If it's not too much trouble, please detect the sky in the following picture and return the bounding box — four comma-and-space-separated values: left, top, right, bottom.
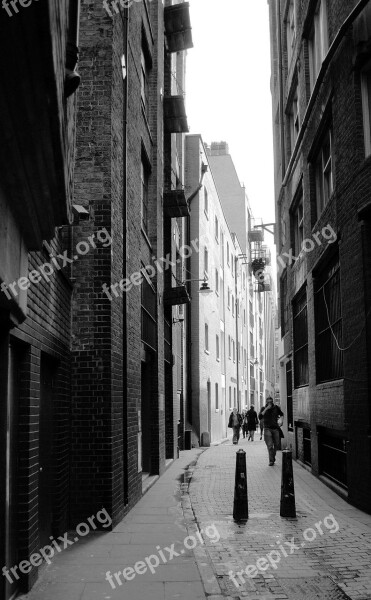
186, 0, 276, 257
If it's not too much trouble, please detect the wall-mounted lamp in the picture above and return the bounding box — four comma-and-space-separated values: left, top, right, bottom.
173, 317, 184, 324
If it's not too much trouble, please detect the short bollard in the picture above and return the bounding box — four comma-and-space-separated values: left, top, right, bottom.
233, 449, 248, 521
280, 449, 296, 518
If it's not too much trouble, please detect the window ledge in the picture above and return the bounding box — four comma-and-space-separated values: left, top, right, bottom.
204, 349, 210, 355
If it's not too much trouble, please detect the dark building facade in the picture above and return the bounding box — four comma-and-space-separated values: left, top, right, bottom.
0, 1, 81, 599
0, 1, 193, 598
268, 0, 371, 511
70, 0, 193, 527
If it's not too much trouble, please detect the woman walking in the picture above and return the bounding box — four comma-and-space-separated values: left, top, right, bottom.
246, 405, 259, 441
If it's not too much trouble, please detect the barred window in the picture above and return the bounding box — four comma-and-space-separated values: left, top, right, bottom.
293, 286, 309, 388
315, 253, 343, 382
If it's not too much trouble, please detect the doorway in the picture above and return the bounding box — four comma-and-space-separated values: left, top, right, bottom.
39, 356, 56, 549
141, 358, 152, 474
2, 342, 23, 600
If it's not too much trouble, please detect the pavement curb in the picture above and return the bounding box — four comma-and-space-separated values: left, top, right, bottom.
180, 447, 225, 598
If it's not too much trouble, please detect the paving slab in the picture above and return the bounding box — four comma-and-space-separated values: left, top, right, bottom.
17, 449, 205, 600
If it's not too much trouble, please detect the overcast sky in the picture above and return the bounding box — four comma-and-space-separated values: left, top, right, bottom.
186, 0, 276, 251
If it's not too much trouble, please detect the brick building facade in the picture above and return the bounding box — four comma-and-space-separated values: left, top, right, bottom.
268, 0, 371, 511
70, 0, 193, 524
0, 2, 80, 599
0, 0, 194, 598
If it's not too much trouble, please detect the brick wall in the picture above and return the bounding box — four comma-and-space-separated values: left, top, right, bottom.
269, 0, 371, 511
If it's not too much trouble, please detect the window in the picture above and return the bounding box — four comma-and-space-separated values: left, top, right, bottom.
205, 323, 209, 352
141, 47, 150, 110
308, 0, 329, 91
228, 335, 231, 359
229, 386, 232, 409
227, 242, 230, 266
221, 332, 225, 374
292, 195, 304, 256
232, 295, 235, 317
315, 252, 343, 382
216, 335, 220, 361
204, 188, 209, 216
288, 85, 300, 153
231, 256, 234, 276
215, 269, 219, 295
250, 332, 254, 358
286, 0, 296, 65
293, 287, 309, 388
244, 309, 246, 326
280, 270, 289, 336
227, 288, 231, 310
215, 383, 219, 410
215, 216, 219, 242
234, 388, 236, 405
232, 339, 236, 362
314, 126, 333, 217
220, 231, 225, 267
204, 247, 209, 276
238, 342, 241, 363
361, 66, 371, 156
141, 156, 150, 233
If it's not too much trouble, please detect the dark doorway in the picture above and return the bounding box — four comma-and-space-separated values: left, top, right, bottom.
39, 356, 56, 549
165, 362, 174, 460
2, 341, 23, 600
141, 359, 152, 474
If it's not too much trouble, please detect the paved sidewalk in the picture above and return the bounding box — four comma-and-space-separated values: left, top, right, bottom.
187, 438, 371, 600
17, 449, 207, 600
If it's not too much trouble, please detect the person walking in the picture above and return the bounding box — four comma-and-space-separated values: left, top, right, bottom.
242, 410, 248, 438
228, 407, 243, 445
258, 397, 284, 465
259, 413, 264, 440
246, 405, 259, 441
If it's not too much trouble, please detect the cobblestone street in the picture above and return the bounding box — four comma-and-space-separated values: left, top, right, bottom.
186, 439, 371, 600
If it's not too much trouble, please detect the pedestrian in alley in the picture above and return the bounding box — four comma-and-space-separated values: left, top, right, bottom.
258, 397, 284, 465
228, 407, 243, 445
246, 405, 259, 441
242, 410, 248, 438
259, 413, 264, 440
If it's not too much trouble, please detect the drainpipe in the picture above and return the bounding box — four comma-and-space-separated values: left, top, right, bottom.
235, 255, 240, 412
122, 5, 129, 505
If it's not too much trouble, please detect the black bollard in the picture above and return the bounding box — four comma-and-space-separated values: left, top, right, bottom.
280, 449, 296, 518
233, 449, 248, 521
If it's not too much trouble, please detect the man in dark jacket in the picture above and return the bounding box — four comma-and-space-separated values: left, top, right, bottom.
258, 397, 284, 465
228, 407, 243, 445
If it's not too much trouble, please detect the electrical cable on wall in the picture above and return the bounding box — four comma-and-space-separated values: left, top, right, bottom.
323, 287, 371, 352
